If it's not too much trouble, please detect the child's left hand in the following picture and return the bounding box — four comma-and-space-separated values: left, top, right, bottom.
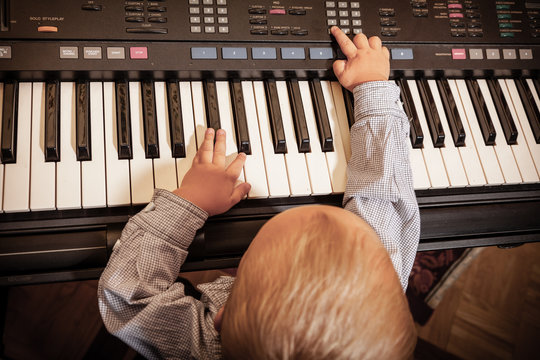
173, 128, 251, 216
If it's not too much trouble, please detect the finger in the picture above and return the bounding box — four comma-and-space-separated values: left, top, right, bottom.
213, 129, 227, 167
197, 128, 215, 163
382, 46, 390, 60
368, 36, 382, 50
331, 26, 357, 59
226, 152, 247, 179
229, 182, 251, 205
333, 60, 346, 78
352, 32, 369, 50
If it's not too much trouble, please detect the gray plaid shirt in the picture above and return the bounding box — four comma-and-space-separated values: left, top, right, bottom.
98, 81, 420, 359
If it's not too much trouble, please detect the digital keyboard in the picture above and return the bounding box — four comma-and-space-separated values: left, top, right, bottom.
0, 0, 539, 285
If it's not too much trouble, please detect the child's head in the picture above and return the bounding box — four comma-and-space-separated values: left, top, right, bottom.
218, 205, 416, 359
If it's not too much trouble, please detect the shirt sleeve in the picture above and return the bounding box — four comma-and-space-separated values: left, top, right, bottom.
97, 189, 231, 359
342, 81, 420, 290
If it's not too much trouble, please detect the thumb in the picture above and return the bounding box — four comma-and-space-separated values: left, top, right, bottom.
230, 182, 251, 205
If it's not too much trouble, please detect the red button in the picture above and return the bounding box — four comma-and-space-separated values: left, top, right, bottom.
448, 4, 463, 9
269, 9, 286, 15
449, 13, 464, 18
130, 47, 148, 59
452, 48, 467, 60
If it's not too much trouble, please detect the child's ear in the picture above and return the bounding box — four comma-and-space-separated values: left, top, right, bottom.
214, 306, 225, 333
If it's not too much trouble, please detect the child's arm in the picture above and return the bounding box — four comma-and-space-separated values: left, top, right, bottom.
97, 128, 250, 359
331, 27, 420, 290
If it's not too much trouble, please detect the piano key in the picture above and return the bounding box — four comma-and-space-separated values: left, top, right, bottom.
203, 79, 221, 131
330, 81, 352, 162
427, 80, 469, 187
191, 81, 208, 149
309, 79, 334, 152
396, 78, 424, 148
45, 81, 61, 162
476, 79, 522, 184
276, 80, 311, 196
465, 79, 497, 145
407, 80, 450, 188
81, 82, 107, 208
30, 82, 56, 211
57, 82, 82, 209
416, 78, 445, 147
435, 79, 466, 147
176, 82, 197, 184
166, 80, 186, 158
321, 80, 347, 193
141, 80, 159, 158
515, 78, 540, 144
446, 80, 487, 186
286, 79, 311, 153
1, 81, 17, 163
502, 79, 540, 180
341, 86, 355, 128
253, 81, 290, 197
454, 79, 505, 184
3, 82, 31, 212
229, 79, 251, 155
103, 82, 131, 206
129, 81, 154, 204
298, 80, 333, 195
115, 81, 133, 159
486, 78, 518, 145
240, 81, 269, 198
0, 83, 4, 211
264, 79, 287, 154
526, 78, 540, 143
153, 81, 178, 192
75, 81, 91, 161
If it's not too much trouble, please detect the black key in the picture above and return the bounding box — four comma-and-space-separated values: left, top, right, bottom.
229, 80, 251, 155
486, 79, 518, 145
166, 81, 186, 158
141, 81, 159, 158
309, 79, 334, 152
45, 81, 61, 162
76, 81, 91, 161
203, 79, 220, 132
416, 78, 445, 147
264, 79, 287, 154
515, 78, 540, 144
286, 79, 310, 153
436, 79, 466, 147
1, 81, 18, 163
341, 87, 355, 128
465, 79, 496, 145
396, 79, 424, 148
115, 81, 132, 159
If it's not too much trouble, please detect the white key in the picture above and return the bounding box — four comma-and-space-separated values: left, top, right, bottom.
103, 82, 131, 206
81, 82, 107, 208
215, 81, 245, 182
408, 80, 450, 188
476, 80, 522, 184
0, 83, 4, 212
191, 81, 207, 149
503, 79, 540, 178
446, 80, 486, 186
330, 81, 352, 161
276, 81, 311, 196
129, 82, 154, 204
427, 80, 468, 187
241, 81, 269, 198
3, 83, 32, 212
177, 82, 197, 185
298, 81, 332, 195
252, 81, 290, 197
153, 81, 178, 191
30, 82, 56, 210
57, 82, 82, 210
321, 80, 347, 193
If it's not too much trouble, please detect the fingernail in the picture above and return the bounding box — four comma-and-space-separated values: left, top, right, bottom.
206, 128, 214, 135
217, 129, 225, 136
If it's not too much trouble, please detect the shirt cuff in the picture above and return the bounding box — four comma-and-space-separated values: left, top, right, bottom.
353, 81, 404, 122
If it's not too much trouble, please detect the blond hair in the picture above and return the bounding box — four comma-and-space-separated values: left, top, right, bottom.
221, 209, 416, 359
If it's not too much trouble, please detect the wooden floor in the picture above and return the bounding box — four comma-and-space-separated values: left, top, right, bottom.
1, 242, 539, 360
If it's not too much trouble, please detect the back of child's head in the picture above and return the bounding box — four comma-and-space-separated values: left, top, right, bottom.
220, 205, 416, 359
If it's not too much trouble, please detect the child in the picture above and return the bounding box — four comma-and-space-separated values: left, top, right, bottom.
98, 26, 420, 359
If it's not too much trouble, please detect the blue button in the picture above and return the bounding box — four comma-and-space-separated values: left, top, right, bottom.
222, 47, 248, 59
252, 47, 277, 59
191, 47, 217, 59
309, 47, 334, 59
281, 47, 305, 59
391, 48, 414, 60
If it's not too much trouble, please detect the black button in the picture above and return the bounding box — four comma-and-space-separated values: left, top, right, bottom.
413, 9, 428, 17
468, 31, 483, 37
147, 6, 167, 12
468, 21, 482, 28
250, 29, 268, 35
451, 31, 467, 37
291, 29, 308, 36
125, 5, 143, 12
379, 9, 395, 16
149, 17, 167, 23
380, 20, 397, 26
381, 30, 397, 36
289, 9, 306, 15
271, 29, 288, 35
411, 1, 427, 8
530, 20, 540, 28
82, 4, 102, 11
249, 18, 267, 24
529, 13, 540, 20
126, 27, 168, 34
126, 16, 144, 22
465, 3, 479, 9
532, 29, 540, 37
466, 12, 481, 19
450, 21, 465, 28
249, 8, 267, 14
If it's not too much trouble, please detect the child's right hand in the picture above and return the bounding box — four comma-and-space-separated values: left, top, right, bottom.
331, 26, 390, 92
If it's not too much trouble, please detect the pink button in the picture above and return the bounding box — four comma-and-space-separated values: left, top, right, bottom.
448, 4, 463, 9
269, 9, 286, 15
449, 13, 464, 18
452, 48, 467, 60
130, 47, 148, 59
